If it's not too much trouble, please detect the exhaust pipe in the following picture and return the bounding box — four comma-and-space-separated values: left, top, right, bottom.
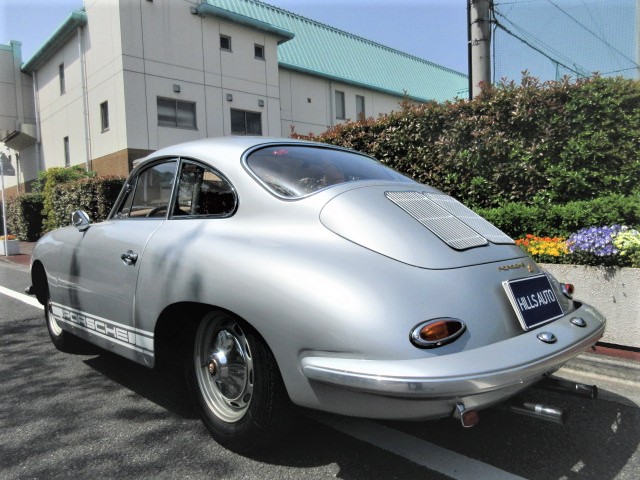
537, 377, 598, 400
507, 402, 567, 425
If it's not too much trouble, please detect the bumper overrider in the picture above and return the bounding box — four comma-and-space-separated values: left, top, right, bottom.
301, 303, 605, 399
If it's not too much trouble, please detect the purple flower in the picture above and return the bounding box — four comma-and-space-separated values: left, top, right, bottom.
567, 225, 622, 256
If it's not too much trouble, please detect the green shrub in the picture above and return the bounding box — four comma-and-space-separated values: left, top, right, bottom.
6, 193, 44, 241
294, 75, 640, 209
41, 166, 96, 232
49, 176, 125, 230
476, 195, 640, 238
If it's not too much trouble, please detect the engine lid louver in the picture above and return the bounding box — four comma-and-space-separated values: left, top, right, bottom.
385, 191, 514, 250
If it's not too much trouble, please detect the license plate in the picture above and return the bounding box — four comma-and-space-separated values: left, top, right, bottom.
502, 274, 564, 331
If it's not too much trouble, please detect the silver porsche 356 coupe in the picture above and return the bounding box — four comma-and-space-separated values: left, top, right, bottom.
29, 137, 605, 451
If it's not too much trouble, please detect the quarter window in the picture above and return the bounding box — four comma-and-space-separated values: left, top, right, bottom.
173, 162, 236, 217
335, 90, 345, 120
157, 97, 197, 129
230, 109, 262, 135
115, 160, 178, 218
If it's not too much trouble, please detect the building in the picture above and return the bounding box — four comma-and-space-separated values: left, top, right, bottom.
0, 0, 468, 197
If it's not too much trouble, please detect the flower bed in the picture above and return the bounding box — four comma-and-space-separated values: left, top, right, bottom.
516, 226, 640, 268
515, 226, 640, 349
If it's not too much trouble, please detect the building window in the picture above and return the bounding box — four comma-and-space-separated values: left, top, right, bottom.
220, 35, 231, 51
63, 136, 70, 167
254, 44, 265, 60
100, 101, 109, 132
157, 97, 197, 129
230, 109, 262, 135
59, 63, 65, 95
356, 95, 365, 119
335, 90, 345, 120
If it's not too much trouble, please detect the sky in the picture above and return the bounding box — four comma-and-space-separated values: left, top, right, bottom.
0, 0, 469, 74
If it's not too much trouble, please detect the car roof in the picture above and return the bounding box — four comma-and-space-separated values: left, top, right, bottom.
135, 136, 331, 169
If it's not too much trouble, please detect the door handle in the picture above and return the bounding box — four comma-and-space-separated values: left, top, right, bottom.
121, 250, 139, 266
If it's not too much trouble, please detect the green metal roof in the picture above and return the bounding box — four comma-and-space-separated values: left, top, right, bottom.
207, 0, 468, 101
22, 10, 87, 73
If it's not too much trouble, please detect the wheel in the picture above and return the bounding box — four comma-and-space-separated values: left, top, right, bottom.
186, 311, 293, 452
45, 295, 94, 354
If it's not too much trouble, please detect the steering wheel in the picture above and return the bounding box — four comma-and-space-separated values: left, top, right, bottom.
146, 205, 168, 217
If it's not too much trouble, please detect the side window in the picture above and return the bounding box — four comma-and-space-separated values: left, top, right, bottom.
173, 162, 236, 217
115, 160, 178, 218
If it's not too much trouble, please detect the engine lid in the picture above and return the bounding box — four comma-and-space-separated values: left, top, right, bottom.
320, 186, 526, 269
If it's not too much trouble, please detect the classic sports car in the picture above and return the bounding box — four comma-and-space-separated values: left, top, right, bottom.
29, 137, 605, 451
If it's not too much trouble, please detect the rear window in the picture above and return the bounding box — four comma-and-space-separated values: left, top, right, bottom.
246, 145, 411, 198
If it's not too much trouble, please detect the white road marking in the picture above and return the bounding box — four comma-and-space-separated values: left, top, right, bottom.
0, 285, 43, 310
1, 282, 526, 479
315, 415, 527, 480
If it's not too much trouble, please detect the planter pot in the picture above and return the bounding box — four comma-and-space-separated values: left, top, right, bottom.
0, 239, 20, 256
540, 263, 640, 350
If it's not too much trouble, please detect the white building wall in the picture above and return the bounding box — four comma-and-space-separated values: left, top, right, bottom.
25, 0, 426, 184
115, 0, 282, 151
0, 42, 38, 192
36, 35, 87, 170
83, 0, 127, 160
279, 69, 404, 136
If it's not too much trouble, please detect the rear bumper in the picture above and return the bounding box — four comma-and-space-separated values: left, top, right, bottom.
301, 303, 605, 400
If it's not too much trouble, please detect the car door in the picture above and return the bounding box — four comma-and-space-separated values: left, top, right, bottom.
57, 159, 178, 362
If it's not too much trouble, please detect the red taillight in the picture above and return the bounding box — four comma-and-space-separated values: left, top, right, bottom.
410, 318, 466, 348
562, 283, 574, 298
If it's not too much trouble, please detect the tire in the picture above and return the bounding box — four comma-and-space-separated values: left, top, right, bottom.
186, 311, 293, 452
45, 293, 94, 354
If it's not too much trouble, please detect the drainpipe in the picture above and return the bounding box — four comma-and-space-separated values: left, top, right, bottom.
78, 27, 92, 171
32, 71, 43, 176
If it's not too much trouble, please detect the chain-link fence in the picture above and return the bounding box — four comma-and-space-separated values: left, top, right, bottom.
493, 0, 638, 82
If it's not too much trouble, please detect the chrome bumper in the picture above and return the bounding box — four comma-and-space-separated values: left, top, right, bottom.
301, 303, 605, 399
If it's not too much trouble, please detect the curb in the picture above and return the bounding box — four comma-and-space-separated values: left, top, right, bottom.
564, 351, 640, 385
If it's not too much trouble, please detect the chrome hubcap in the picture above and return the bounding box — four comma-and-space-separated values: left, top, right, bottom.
195, 316, 253, 422
47, 299, 63, 336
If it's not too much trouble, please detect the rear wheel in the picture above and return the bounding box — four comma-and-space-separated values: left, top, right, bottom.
186, 311, 293, 452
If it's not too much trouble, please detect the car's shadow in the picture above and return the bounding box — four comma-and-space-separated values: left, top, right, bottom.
85, 347, 640, 480
2, 316, 638, 479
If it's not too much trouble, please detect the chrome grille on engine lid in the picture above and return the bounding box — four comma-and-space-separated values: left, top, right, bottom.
385, 191, 514, 250
423, 193, 514, 245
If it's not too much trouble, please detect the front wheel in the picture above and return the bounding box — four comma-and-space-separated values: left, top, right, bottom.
186, 311, 293, 452
45, 296, 93, 354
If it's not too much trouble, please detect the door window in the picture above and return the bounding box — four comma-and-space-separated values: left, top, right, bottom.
115, 160, 178, 218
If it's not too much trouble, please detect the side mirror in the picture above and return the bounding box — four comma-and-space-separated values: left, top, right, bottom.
72, 210, 91, 232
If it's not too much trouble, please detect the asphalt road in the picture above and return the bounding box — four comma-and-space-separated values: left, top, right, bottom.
1, 260, 639, 480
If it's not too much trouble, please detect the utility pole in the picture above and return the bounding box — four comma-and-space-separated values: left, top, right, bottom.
469, 0, 492, 98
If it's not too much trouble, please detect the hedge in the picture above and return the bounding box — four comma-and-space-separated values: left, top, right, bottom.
48, 176, 125, 230
294, 75, 640, 210
6, 193, 44, 241
476, 194, 640, 239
